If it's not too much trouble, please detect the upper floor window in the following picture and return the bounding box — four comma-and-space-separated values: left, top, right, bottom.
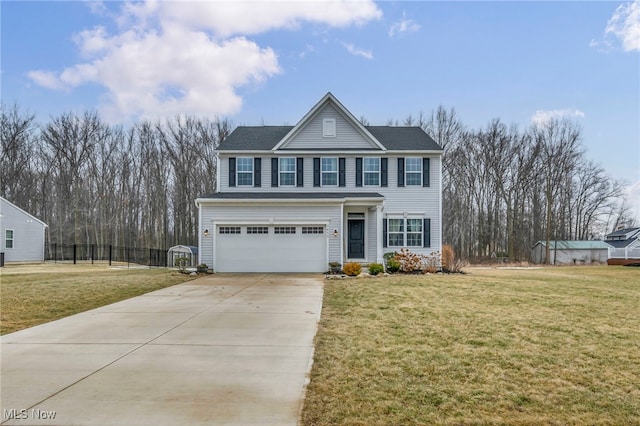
321, 157, 338, 186
364, 158, 380, 186
237, 157, 253, 186
5, 229, 14, 249
279, 157, 296, 186
323, 118, 336, 137
405, 157, 422, 186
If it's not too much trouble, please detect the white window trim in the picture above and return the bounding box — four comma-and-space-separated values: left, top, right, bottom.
405, 157, 422, 186
236, 157, 254, 187
323, 118, 336, 137
363, 157, 380, 187
387, 217, 422, 248
321, 157, 338, 187
406, 218, 423, 247
5, 229, 14, 249
279, 157, 296, 187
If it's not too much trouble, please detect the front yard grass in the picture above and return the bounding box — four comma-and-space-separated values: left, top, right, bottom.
1, 263, 195, 335
301, 266, 640, 425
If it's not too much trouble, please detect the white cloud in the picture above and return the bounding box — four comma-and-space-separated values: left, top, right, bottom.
389, 12, 420, 38
27, 70, 66, 90
593, 0, 640, 52
27, 0, 381, 123
341, 42, 373, 60
531, 108, 585, 125
158, 1, 382, 37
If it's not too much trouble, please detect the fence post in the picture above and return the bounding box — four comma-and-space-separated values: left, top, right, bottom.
127, 247, 130, 268
109, 245, 112, 266
53, 243, 57, 264
91, 244, 95, 265
73, 244, 77, 264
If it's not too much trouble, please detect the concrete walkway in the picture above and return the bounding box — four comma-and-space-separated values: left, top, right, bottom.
1, 274, 324, 426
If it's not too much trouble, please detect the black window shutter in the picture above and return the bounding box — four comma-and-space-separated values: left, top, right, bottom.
296, 158, 304, 187
423, 218, 431, 248
271, 158, 278, 187
381, 158, 388, 187
423, 158, 430, 187
254, 158, 261, 187
355, 158, 363, 187
339, 158, 346, 187
229, 157, 236, 187
397, 158, 404, 187
383, 218, 387, 248
313, 158, 320, 187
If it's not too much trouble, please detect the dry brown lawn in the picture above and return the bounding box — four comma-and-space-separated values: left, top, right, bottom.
1, 262, 195, 334
301, 266, 640, 425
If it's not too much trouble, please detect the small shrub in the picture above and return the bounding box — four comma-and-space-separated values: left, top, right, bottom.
328, 262, 342, 274
383, 252, 397, 263
368, 263, 384, 275
395, 248, 424, 273
343, 262, 362, 276
174, 257, 189, 272
197, 263, 208, 273
386, 259, 401, 273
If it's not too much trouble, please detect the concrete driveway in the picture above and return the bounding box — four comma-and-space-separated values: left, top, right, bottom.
1, 274, 324, 426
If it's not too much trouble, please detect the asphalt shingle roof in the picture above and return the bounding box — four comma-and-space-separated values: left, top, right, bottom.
216, 126, 442, 151
605, 227, 640, 238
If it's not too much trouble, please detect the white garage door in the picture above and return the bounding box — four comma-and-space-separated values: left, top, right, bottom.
215, 225, 327, 272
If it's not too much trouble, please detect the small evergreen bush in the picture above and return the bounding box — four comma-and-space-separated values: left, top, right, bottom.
368, 263, 384, 275
386, 259, 401, 273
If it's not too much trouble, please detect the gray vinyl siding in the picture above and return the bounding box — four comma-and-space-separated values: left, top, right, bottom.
198, 204, 342, 268
215, 155, 442, 254
283, 105, 377, 150
0, 198, 47, 262
219, 155, 441, 194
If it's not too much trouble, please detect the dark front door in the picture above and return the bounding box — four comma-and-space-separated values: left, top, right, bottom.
348, 220, 365, 259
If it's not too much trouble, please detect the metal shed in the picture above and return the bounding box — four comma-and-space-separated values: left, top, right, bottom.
167, 245, 199, 267
530, 240, 611, 265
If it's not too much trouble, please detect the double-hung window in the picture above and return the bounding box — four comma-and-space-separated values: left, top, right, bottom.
236, 157, 253, 186
5, 229, 14, 249
279, 157, 296, 186
405, 157, 422, 186
321, 158, 338, 186
406, 219, 423, 246
363, 158, 380, 186
387, 219, 404, 247
387, 218, 423, 247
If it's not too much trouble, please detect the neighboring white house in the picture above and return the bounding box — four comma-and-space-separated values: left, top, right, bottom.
195, 93, 443, 272
605, 227, 640, 265
0, 196, 48, 264
530, 240, 611, 265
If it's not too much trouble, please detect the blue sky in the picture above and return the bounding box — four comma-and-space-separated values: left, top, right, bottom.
2, 1, 639, 219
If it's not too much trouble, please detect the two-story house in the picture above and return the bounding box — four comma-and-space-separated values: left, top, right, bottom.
195, 93, 443, 272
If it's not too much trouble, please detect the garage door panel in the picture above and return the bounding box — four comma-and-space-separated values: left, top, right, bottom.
216, 226, 326, 273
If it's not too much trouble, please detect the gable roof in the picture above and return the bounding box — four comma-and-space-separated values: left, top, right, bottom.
216, 93, 443, 152
533, 240, 612, 250
605, 227, 640, 239
0, 196, 48, 227
273, 92, 385, 151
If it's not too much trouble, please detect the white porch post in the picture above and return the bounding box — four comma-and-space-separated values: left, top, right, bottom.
376, 205, 384, 264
